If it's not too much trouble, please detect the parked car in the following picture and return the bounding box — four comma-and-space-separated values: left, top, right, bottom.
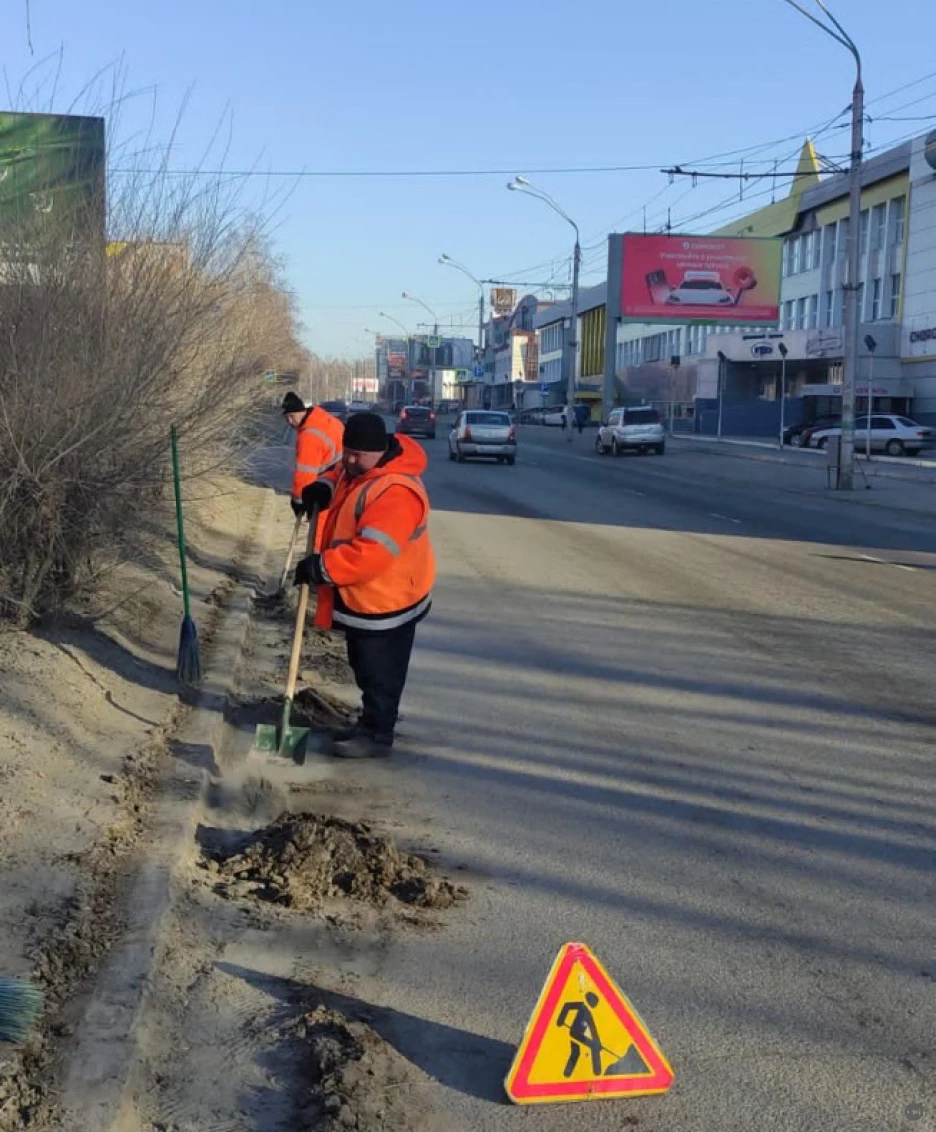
543, 408, 566, 427
396, 404, 437, 439
786, 414, 841, 448
809, 414, 935, 457
595, 406, 666, 456
319, 399, 349, 423
449, 410, 517, 464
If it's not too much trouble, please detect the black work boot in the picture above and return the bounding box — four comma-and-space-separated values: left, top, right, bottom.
329, 720, 372, 743
330, 734, 393, 760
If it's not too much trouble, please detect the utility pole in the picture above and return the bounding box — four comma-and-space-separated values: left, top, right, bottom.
778, 341, 788, 449
780, 0, 863, 489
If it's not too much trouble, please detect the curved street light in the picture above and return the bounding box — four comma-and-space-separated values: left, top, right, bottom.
507, 176, 581, 412
402, 292, 440, 406
440, 253, 486, 366
779, 0, 863, 489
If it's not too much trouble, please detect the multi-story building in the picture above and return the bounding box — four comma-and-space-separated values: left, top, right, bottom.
609, 132, 936, 431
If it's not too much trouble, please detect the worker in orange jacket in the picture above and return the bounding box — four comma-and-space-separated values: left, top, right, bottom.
281, 392, 344, 546
294, 412, 434, 759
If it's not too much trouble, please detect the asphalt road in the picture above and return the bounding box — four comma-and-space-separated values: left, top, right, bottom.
259, 421, 936, 1130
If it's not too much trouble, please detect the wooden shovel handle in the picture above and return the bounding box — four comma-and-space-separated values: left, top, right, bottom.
284, 505, 320, 703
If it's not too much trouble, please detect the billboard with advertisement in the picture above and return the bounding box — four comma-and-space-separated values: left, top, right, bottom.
618, 234, 781, 325
0, 112, 105, 245
491, 287, 517, 315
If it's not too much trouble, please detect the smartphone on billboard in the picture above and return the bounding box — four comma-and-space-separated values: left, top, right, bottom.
645, 269, 670, 305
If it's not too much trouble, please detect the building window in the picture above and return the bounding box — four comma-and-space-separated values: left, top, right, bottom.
870, 278, 882, 321
823, 289, 835, 327
810, 230, 821, 270
871, 204, 886, 253
783, 239, 795, 277
822, 224, 836, 267
795, 297, 807, 330
808, 294, 819, 329
859, 209, 869, 257
782, 300, 794, 330
891, 196, 906, 245
889, 272, 902, 318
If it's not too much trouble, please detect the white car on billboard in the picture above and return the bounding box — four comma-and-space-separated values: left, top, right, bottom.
666, 271, 734, 307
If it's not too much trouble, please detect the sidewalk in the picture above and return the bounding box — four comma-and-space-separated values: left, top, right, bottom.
675, 432, 936, 481
670, 434, 936, 520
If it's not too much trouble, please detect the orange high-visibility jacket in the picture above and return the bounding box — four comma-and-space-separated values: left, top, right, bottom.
292, 406, 344, 548
313, 435, 435, 631
292, 406, 344, 504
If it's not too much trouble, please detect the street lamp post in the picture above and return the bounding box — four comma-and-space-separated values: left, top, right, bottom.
780, 0, 863, 489
402, 292, 440, 407
379, 311, 412, 404
778, 341, 789, 449
507, 175, 581, 425
717, 351, 728, 440
440, 253, 485, 372
863, 334, 877, 459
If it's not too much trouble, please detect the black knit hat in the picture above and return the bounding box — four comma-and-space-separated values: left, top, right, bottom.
281, 391, 306, 415
344, 412, 388, 453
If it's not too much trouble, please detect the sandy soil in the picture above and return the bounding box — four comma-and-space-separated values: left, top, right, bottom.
0, 473, 268, 1130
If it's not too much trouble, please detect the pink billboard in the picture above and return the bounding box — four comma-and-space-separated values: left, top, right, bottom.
619, 234, 781, 325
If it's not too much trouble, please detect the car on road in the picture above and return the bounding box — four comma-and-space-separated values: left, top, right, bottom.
396, 404, 437, 439
595, 406, 666, 456
808, 414, 935, 457
449, 410, 516, 464
319, 400, 350, 423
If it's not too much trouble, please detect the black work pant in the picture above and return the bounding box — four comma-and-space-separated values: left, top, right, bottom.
345, 620, 418, 744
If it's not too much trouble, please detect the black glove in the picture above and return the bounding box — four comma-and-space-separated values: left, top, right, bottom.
294, 554, 326, 587
290, 499, 304, 518
302, 481, 333, 514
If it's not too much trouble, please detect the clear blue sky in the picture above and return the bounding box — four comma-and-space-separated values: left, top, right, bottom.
5, 0, 935, 357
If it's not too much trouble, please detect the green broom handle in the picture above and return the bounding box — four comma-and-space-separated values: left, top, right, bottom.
170, 425, 193, 620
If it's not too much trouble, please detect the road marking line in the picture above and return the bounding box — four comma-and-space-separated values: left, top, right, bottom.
709, 512, 743, 524
860, 553, 916, 572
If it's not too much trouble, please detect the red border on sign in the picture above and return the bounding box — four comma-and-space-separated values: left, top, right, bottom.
508, 943, 674, 1101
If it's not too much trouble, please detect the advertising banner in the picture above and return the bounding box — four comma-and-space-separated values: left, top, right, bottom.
0, 112, 105, 245
619, 234, 781, 325
491, 287, 517, 315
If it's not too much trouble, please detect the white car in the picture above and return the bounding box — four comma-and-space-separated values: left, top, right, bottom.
449, 410, 517, 464
666, 270, 734, 307
595, 406, 666, 456
809, 414, 935, 457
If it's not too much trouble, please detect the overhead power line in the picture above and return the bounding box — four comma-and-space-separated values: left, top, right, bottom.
110, 161, 672, 179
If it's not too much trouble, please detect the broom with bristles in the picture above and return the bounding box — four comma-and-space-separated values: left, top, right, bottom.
0, 977, 43, 1043
171, 425, 202, 686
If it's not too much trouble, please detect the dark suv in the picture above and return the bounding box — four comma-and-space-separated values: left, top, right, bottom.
397, 405, 436, 439
319, 400, 349, 424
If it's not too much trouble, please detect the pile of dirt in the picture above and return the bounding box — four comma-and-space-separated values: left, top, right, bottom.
291, 1005, 442, 1132
202, 813, 469, 911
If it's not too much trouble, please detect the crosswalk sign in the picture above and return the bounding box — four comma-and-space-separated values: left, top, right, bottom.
505, 942, 674, 1105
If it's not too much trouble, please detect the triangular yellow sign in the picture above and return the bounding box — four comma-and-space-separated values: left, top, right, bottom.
505, 942, 674, 1105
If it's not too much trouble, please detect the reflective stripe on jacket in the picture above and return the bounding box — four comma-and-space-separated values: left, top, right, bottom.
292, 407, 343, 502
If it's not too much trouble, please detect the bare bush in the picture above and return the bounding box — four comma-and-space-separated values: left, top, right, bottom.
0, 154, 309, 624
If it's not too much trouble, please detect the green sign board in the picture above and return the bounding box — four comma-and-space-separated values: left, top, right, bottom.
0, 112, 106, 245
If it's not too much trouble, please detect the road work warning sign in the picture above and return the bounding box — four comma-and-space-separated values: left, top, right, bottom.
505, 942, 674, 1105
